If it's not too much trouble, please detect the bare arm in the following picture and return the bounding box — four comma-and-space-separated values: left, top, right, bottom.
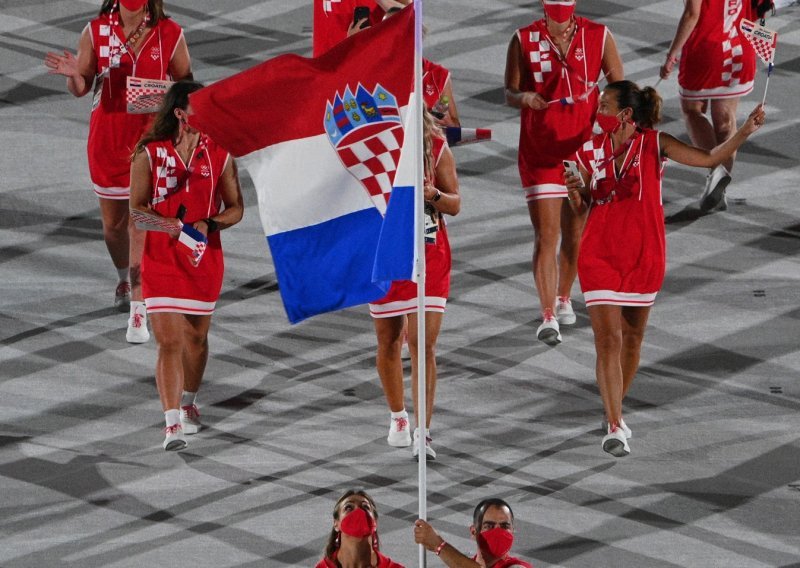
660, 0, 702, 79
504, 34, 548, 111
44, 26, 96, 98
168, 34, 193, 81
413, 520, 481, 568
660, 104, 765, 168
565, 163, 591, 214
425, 145, 460, 216
194, 158, 244, 237
601, 31, 624, 83
439, 77, 461, 127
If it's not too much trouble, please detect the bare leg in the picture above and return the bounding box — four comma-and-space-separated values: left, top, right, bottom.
710, 98, 739, 173
407, 311, 444, 430
128, 219, 146, 302
182, 314, 211, 394
557, 198, 588, 298
680, 98, 716, 152
98, 199, 130, 270
620, 306, 651, 399
588, 305, 624, 426
374, 316, 406, 412
150, 312, 187, 411
527, 198, 563, 315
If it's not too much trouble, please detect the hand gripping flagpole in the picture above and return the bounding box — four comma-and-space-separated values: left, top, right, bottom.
413, 1, 427, 567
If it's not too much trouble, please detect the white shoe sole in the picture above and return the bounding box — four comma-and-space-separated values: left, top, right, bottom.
602, 433, 630, 457
537, 327, 562, 346
556, 312, 576, 325
182, 422, 201, 435
163, 438, 187, 451
699, 169, 731, 212
387, 433, 412, 447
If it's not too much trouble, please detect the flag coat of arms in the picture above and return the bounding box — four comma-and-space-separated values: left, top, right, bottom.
188, 8, 416, 323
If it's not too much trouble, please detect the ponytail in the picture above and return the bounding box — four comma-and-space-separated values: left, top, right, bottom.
605, 80, 663, 129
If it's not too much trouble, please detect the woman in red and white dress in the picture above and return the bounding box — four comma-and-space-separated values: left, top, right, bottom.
567, 81, 764, 457
659, 0, 765, 212
369, 110, 460, 460
45, 0, 192, 343
129, 81, 243, 451
505, 0, 623, 346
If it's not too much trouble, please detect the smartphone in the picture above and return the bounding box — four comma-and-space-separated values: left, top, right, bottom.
353, 6, 371, 28
563, 160, 584, 187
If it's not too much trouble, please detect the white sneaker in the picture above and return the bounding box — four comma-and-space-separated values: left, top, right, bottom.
114, 281, 131, 312
556, 297, 576, 325
163, 424, 187, 451
602, 424, 630, 457
601, 417, 632, 439
536, 315, 562, 346
126, 304, 150, 344
387, 412, 412, 447
699, 165, 731, 212
181, 404, 202, 435
412, 428, 436, 461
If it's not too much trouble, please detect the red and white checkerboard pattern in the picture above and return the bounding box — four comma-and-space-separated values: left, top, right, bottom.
582, 138, 609, 181
335, 123, 404, 215
721, 28, 746, 85
152, 147, 178, 205
126, 77, 172, 114
740, 19, 778, 64
528, 31, 553, 84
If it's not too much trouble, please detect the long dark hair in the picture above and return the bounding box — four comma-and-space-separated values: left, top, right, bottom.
99, 0, 168, 25
323, 490, 380, 560
133, 80, 203, 157
604, 80, 663, 129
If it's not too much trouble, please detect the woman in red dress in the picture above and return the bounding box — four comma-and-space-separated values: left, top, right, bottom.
45, 0, 192, 343
129, 81, 244, 451
369, 110, 460, 460
567, 80, 764, 457
505, 0, 623, 346
317, 490, 404, 568
659, 0, 763, 211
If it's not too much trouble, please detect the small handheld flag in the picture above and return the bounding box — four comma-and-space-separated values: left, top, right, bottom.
130, 209, 181, 234
177, 224, 208, 267
126, 77, 173, 114
739, 18, 778, 104
444, 127, 492, 147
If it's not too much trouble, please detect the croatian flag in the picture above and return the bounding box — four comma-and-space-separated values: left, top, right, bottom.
188, 8, 416, 323
313, 0, 384, 57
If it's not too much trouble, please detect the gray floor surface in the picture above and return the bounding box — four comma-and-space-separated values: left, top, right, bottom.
1, 1, 799, 567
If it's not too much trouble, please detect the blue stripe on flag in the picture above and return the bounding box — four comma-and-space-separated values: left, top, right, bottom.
268, 208, 391, 323
372, 185, 415, 283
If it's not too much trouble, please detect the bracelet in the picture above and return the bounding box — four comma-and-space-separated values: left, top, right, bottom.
434, 541, 447, 556
432, 189, 442, 202
202, 218, 218, 233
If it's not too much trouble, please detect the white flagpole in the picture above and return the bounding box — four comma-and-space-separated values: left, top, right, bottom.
761, 61, 773, 106
413, 1, 427, 567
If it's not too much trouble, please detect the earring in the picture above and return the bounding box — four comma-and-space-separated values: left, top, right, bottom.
335, 531, 341, 548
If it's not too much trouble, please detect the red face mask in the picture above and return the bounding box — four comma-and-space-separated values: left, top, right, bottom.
543, 1, 576, 24
477, 527, 514, 559
596, 111, 624, 134
120, 0, 148, 11
339, 507, 375, 539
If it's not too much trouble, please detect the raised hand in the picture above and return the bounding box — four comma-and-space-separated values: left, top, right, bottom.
44, 50, 79, 78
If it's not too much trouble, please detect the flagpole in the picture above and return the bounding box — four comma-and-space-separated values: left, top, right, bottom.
413, 1, 427, 567
761, 61, 773, 105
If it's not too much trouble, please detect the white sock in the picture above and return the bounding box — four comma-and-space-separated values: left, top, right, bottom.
129, 301, 147, 319
164, 409, 180, 428
390, 410, 407, 419
116, 267, 129, 283
181, 391, 197, 408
